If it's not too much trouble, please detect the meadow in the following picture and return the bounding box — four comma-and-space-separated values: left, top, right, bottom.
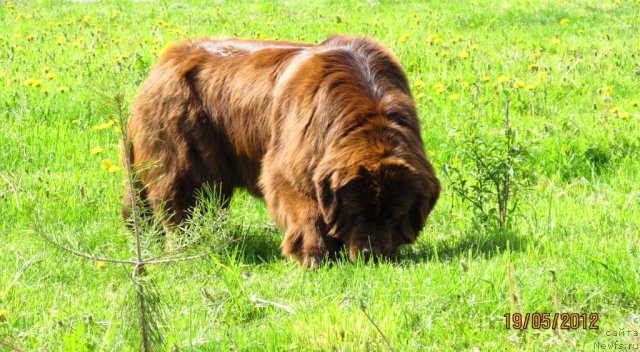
1, 0, 639, 350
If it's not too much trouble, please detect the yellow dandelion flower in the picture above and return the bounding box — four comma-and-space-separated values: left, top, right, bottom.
604, 85, 613, 95
611, 106, 621, 113
96, 261, 105, 269
398, 32, 410, 44
46, 72, 57, 79
0, 309, 9, 322
82, 15, 90, 23
440, 51, 449, 58
108, 165, 121, 173
428, 33, 441, 44
56, 35, 66, 45
93, 120, 114, 130
356, 2, 364, 8
90, 146, 104, 154
415, 92, 426, 99
631, 99, 639, 107
100, 160, 112, 170
26, 34, 35, 41
481, 75, 490, 82
560, 18, 570, 25
414, 80, 426, 89
458, 51, 469, 59
114, 126, 122, 134
551, 37, 561, 46
449, 93, 460, 101
618, 111, 630, 120
433, 83, 446, 94
57, 86, 69, 93
25, 78, 36, 86
514, 80, 525, 89
538, 71, 548, 79
71, 119, 80, 125
496, 75, 509, 84
526, 83, 538, 91
469, 43, 479, 51
31, 79, 43, 87
532, 50, 542, 59
461, 82, 470, 90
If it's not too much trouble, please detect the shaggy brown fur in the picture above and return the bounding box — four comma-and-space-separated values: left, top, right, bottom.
124, 35, 440, 266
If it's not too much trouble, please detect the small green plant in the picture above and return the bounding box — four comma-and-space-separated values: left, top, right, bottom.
445, 98, 533, 230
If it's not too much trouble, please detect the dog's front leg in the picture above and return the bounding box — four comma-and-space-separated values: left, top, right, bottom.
262, 173, 341, 267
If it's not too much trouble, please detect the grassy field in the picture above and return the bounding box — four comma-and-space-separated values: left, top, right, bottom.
1, 0, 639, 350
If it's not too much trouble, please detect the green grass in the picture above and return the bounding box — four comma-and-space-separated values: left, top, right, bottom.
1, 0, 639, 350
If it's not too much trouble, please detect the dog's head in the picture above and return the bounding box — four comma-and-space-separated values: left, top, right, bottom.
314, 130, 440, 261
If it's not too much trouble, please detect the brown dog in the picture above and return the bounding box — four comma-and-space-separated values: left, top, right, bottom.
124, 35, 440, 266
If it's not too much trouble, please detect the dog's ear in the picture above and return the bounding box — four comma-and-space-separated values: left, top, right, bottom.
317, 177, 337, 225
407, 175, 440, 241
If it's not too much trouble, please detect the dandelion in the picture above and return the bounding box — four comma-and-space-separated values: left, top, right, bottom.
604, 85, 613, 95
46, 72, 57, 79
526, 83, 538, 91
551, 37, 561, 46
100, 160, 112, 170
618, 111, 630, 120
26, 34, 35, 41
611, 106, 621, 113
631, 99, 639, 107
532, 50, 542, 59
414, 80, 426, 89
428, 33, 443, 45
514, 80, 525, 89
398, 32, 410, 44
56, 35, 66, 45
108, 165, 121, 173
90, 146, 104, 154
415, 92, 426, 99
538, 71, 548, 79
71, 119, 80, 125
114, 54, 127, 64
96, 261, 105, 270
560, 18, 570, 25
461, 82, 470, 90
469, 43, 479, 51
25, 78, 43, 87
82, 15, 90, 23
458, 50, 469, 59
440, 51, 449, 58
496, 75, 509, 84
481, 75, 490, 82
93, 120, 114, 130
0, 309, 9, 322
433, 83, 446, 94
449, 93, 460, 101
57, 86, 69, 93
356, 2, 364, 8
